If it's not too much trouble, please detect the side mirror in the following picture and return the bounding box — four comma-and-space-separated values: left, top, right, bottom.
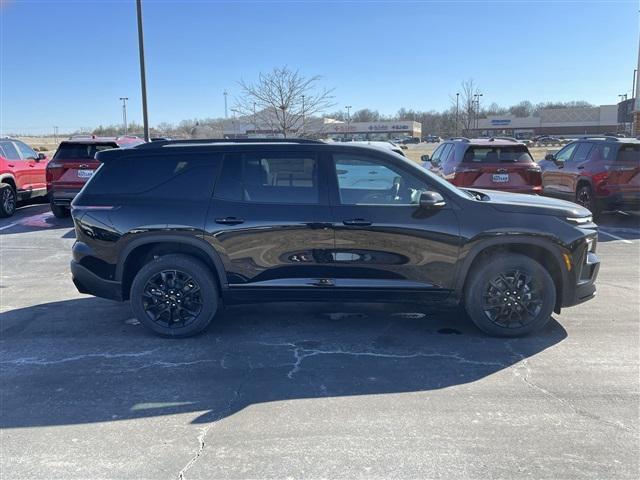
36, 153, 46, 161
419, 191, 446, 210
544, 153, 555, 161
421, 154, 430, 162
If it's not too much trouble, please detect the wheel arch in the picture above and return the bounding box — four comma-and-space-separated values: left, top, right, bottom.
0, 174, 17, 190
456, 237, 567, 314
116, 235, 228, 301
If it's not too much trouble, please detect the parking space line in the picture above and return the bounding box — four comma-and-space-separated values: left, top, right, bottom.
0, 222, 18, 232
599, 230, 633, 244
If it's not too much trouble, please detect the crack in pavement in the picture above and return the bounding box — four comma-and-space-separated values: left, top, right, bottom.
256, 342, 506, 379
176, 370, 252, 480
506, 341, 638, 435
0, 349, 160, 366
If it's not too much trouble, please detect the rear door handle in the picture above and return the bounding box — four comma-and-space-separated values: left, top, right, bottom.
343, 218, 372, 226
215, 217, 244, 225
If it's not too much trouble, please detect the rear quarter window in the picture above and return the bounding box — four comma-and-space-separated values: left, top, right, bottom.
85, 154, 221, 200
616, 144, 640, 163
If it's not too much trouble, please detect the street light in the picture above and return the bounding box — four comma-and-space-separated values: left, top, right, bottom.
473, 93, 483, 131
224, 90, 228, 119
119, 97, 129, 135
345, 105, 352, 140
301, 95, 305, 136
136, 0, 150, 142
230, 108, 239, 138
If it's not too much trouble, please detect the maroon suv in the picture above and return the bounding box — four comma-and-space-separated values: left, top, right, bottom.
540, 136, 640, 216
46, 135, 143, 217
421, 138, 542, 194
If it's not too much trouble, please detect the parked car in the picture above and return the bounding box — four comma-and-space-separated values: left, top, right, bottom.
400, 137, 421, 144
540, 136, 640, 216
46, 135, 144, 218
0, 138, 49, 217
534, 136, 562, 146
423, 135, 441, 143
420, 137, 542, 194
71, 138, 599, 338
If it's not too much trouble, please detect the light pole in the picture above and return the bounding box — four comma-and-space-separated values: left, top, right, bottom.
301, 95, 305, 136
345, 105, 352, 141
619, 94, 629, 134
279, 105, 287, 138
119, 97, 129, 135
230, 108, 238, 138
253, 102, 257, 136
473, 93, 483, 132
136, 0, 150, 142
455, 92, 460, 137
53, 126, 58, 144
224, 90, 228, 119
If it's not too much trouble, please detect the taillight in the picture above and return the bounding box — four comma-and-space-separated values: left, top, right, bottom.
453, 166, 480, 186
45, 161, 65, 183
526, 166, 542, 186
592, 171, 610, 195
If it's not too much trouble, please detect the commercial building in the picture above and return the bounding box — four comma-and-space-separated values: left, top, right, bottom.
470, 104, 625, 138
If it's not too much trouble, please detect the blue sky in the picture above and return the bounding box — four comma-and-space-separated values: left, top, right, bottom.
1, 0, 637, 134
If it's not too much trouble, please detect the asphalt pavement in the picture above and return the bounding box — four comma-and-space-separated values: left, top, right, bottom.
1, 203, 639, 479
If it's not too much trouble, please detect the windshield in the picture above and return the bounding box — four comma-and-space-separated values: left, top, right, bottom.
53, 142, 118, 160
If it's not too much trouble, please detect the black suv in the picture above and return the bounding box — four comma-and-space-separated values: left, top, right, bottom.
70, 139, 600, 338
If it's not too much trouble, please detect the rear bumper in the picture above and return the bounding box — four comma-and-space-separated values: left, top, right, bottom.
71, 260, 122, 301
50, 188, 81, 206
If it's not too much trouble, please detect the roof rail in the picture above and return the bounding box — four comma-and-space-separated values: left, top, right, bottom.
489, 136, 519, 142
135, 138, 325, 149
449, 137, 470, 142
69, 134, 97, 139
580, 136, 621, 142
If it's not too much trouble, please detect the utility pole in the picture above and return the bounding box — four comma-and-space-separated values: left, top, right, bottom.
455, 93, 460, 137
223, 90, 228, 119
119, 97, 129, 135
53, 126, 58, 144
231, 108, 238, 138
301, 95, 305, 136
345, 105, 352, 141
136, 0, 150, 142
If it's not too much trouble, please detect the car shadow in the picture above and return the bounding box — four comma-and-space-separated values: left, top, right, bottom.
0, 204, 73, 234
597, 211, 640, 242
0, 297, 567, 429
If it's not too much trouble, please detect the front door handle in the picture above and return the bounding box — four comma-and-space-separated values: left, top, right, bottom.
577, 165, 585, 170
215, 217, 244, 225
343, 218, 372, 226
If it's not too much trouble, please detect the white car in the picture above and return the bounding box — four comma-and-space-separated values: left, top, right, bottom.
349, 141, 406, 157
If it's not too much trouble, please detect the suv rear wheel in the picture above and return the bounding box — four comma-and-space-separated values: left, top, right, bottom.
464, 253, 555, 337
0, 184, 17, 218
50, 201, 70, 219
576, 184, 600, 218
130, 254, 219, 337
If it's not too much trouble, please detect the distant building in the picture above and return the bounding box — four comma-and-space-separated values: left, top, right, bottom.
471, 104, 622, 138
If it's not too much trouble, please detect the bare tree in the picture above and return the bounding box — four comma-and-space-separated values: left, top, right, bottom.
451, 79, 481, 134
234, 67, 335, 137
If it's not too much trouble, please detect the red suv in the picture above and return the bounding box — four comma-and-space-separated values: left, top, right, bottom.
540, 136, 640, 217
0, 138, 49, 218
46, 135, 144, 217
421, 138, 542, 194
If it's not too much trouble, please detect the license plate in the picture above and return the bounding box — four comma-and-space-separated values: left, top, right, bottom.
77, 169, 94, 179
492, 173, 509, 183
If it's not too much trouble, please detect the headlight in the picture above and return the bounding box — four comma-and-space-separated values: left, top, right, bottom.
566, 216, 593, 225
586, 237, 597, 253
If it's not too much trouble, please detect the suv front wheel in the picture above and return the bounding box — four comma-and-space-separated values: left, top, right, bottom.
130, 254, 219, 337
464, 253, 556, 337
0, 184, 17, 218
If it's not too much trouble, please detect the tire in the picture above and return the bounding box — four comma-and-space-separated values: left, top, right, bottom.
0, 184, 17, 218
576, 184, 601, 218
130, 254, 219, 338
464, 253, 556, 337
50, 201, 70, 218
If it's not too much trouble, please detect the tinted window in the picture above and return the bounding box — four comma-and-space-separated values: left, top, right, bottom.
462, 146, 533, 163
570, 143, 593, 163
616, 144, 640, 163
430, 144, 446, 162
53, 142, 118, 160
86, 154, 220, 199
0, 141, 20, 161
214, 153, 319, 204
333, 153, 429, 205
14, 141, 37, 160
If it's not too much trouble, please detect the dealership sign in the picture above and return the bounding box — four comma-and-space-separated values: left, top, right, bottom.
490, 119, 512, 126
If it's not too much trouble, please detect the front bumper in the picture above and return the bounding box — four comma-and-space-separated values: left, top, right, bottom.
561, 251, 600, 308
71, 260, 122, 301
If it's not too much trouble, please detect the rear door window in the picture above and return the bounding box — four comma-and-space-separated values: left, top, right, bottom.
214, 152, 320, 204
53, 143, 119, 160
0, 141, 21, 161
462, 146, 533, 163
569, 143, 594, 164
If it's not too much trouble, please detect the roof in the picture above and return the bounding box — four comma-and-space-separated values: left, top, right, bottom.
448, 137, 527, 147
63, 135, 144, 146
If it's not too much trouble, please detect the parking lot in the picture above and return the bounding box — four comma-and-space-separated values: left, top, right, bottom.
1, 203, 639, 479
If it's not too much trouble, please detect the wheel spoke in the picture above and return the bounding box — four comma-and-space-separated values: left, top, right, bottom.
141, 269, 203, 329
